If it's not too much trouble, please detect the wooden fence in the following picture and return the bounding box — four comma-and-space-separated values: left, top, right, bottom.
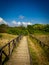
30, 34, 49, 60
0, 35, 22, 65
30, 34, 49, 49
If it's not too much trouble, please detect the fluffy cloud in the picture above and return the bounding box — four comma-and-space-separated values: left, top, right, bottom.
12, 21, 17, 25
22, 22, 32, 27
0, 17, 7, 24
12, 21, 21, 26
17, 21, 21, 25
12, 21, 32, 27
22, 22, 32, 25
27, 22, 32, 25
19, 15, 25, 19
0, 17, 32, 27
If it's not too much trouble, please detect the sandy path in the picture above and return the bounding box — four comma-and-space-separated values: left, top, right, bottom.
6, 36, 30, 65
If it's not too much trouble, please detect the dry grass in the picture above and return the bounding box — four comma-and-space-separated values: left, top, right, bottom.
28, 36, 49, 65
0, 33, 17, 48
32, 34, 49, 46
0, 33, 17, 64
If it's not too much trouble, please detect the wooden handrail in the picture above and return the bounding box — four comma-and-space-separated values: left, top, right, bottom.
29, 34, 49, 61
30, 34, 49, 48
0, 35, 22, 65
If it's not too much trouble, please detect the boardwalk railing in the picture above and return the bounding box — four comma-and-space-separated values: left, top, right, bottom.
0, 35, 22, 65
30, 34, 49, 61
30, 34, 49, 49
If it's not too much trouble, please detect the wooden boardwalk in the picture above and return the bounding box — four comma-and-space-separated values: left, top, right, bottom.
6, 36, 30, 65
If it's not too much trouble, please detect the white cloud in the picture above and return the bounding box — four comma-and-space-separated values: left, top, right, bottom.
0, 17, 3, 22
22, 22, 32, 25
22, 22, 32, 27
12, 21, 32, 27
27, 22, 32, 25
3, 20, 7, 24
22, 22, 26, 25
12, 21, 21, 26
0, 17, 7, 24
17, 21, 21, 25
22, 22, 27, 27
19, 15, 24, 19
0, 17, 32, 27
12, 21, 17, 25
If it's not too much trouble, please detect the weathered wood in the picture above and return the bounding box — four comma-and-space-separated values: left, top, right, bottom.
0, 35, 22, 65
8, 43, 10, 57
2, 50, 8, 58
0, 50, 2, 65
30, 34, 49, 48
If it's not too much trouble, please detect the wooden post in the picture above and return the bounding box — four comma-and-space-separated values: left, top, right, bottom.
0, 50, 2, 65
13, 40, 15, 48
8, 43, 10, 57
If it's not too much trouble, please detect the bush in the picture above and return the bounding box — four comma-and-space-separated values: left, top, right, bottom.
0, 34, 2, 38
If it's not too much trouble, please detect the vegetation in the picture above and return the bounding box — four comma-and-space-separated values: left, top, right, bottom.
0, 23, 49, 65
28, 36, 49, 65
0, 33, 18, 65
0, 24, 49, 35
27, 24, 49, 34
0, 24, 28, 35
0, 34, 2, 38
34, 35, 49, 61
28, 38, 39, 65
0, 33, 16, 47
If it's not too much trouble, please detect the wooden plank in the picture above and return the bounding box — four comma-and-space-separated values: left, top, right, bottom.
0, 35, 22, 65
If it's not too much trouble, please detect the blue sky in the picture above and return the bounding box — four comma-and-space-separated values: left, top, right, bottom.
0, 0, 49, 26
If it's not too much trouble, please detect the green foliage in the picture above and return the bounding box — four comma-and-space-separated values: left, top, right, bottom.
0, 24, 8, 33
27, 24, 49, 34
0, 24, 49, 35
0, 24, 28, 35
0, 34, 2, 38
28, 39, 39, 65
7, 26, 28, 35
